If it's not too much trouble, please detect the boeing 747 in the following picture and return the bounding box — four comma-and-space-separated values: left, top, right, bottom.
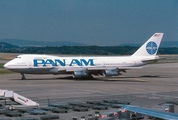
4, 33, 163, 80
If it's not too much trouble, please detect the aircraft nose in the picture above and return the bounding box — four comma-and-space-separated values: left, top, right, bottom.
4, 62, 11, 69
4, 63, 8, 69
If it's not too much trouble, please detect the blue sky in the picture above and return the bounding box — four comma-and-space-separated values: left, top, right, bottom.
0, 0, 177, 45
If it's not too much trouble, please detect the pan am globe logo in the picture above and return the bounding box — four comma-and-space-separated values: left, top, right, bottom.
146, 41, 157, 55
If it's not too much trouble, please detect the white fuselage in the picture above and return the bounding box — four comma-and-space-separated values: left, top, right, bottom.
4, 54, 157, 74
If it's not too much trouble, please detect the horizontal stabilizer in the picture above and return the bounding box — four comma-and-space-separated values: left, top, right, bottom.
142, 57, 160, 62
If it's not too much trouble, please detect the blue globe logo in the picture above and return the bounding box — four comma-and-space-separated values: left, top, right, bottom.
146, 41, 157, 55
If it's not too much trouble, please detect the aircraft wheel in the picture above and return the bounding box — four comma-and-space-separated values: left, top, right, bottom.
21, 73, 26, 80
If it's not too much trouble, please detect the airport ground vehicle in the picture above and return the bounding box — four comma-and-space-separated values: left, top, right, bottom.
99, 111, 118, 119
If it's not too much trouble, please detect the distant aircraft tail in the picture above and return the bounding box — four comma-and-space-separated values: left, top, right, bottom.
132, 33, 163, 56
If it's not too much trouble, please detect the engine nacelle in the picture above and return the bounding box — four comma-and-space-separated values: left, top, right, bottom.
104, 69, 119, 76
73, 71, 89, 78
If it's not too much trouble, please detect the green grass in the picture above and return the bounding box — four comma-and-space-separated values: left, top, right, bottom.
0, 63, 5, 69
0, 63, 15, 74
0, 69, 15, 74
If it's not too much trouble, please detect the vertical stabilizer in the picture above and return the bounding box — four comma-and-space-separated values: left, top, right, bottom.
132, 33, 163, 56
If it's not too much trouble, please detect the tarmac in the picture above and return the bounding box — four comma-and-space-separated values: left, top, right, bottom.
0, 62, 178, 119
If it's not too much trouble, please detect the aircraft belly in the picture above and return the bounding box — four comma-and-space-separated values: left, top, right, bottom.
10, 68, 54, 74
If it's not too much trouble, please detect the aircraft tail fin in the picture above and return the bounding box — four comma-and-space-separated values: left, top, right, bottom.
132, 33, 163, 56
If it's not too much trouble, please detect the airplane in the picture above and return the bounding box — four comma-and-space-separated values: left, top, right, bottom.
4, 33, 163, 80
122, 105, 178, 120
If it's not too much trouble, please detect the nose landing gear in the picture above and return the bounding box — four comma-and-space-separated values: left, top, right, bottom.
21, 73, 26, 80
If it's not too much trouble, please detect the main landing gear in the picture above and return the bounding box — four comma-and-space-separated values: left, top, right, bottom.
21, 73, 26, 80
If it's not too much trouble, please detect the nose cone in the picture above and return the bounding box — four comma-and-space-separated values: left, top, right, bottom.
4, 60, 13, 69
4, 63, 9, 69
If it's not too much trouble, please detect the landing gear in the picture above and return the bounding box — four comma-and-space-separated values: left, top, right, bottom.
21, 73, 26, 80
81, 75, 94, 80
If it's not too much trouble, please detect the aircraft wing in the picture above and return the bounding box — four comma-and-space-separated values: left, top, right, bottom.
64, 66, 142, 72
60, 66, 143, 77
88, 67, 142, 70
123, 105, 178, 120
88, 67, 142, 73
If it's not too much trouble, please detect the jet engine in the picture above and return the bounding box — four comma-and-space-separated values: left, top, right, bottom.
104, 69, 119, 76
73, 71, 89, 78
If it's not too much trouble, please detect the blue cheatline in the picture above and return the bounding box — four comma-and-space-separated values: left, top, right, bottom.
146, 41, 157, 55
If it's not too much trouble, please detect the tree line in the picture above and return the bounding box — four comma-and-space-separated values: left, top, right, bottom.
1, 46, 178, 55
